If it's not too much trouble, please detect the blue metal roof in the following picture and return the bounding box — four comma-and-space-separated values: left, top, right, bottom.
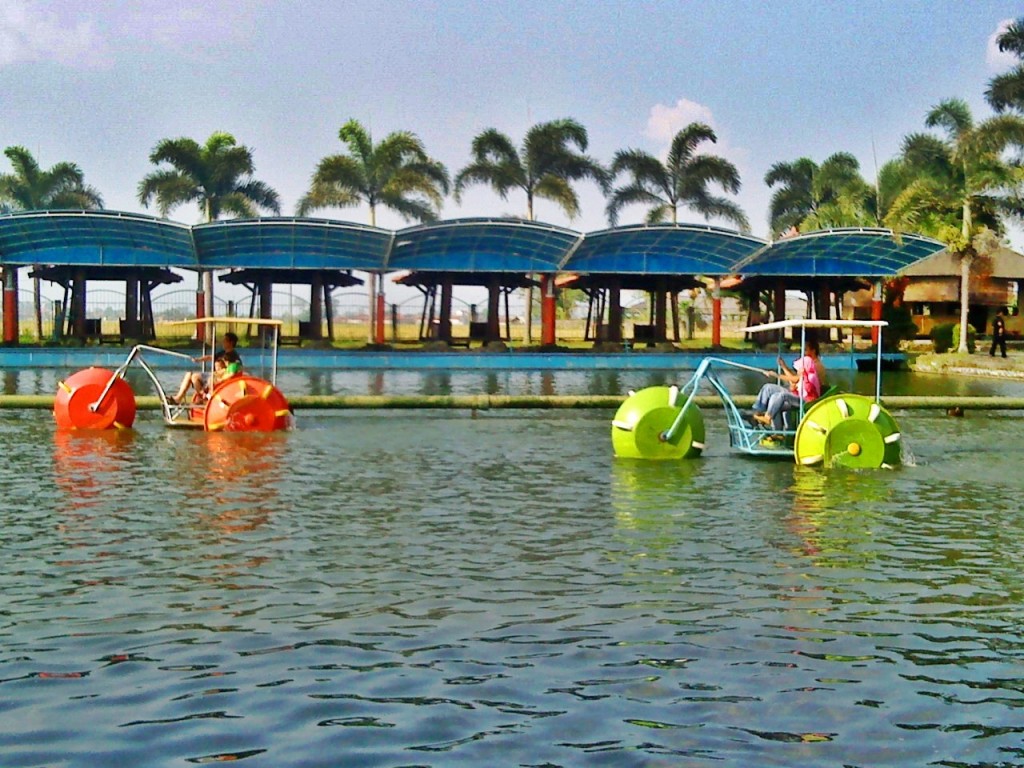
736, 228, 948, 277
0, 210, 195, 267
193, 217, 391, 271
564, 223, 767, 275
0, 212, 948, 280
387, 218, 580, 272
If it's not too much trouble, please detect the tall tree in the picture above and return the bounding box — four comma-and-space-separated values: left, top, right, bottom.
454, 118, 609, 221
987, 17, 1024, 113
885, 98, 1024, 351
0, 146, 104, 339
138, 131, 280, 222
296, 119, 450, 224
764, 152, 870, 235
138, 131, 280, 318
455, 118, 608, 342
605, 122, 748, 230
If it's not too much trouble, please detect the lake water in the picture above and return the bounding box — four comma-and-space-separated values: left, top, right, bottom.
5, 366, 1024, 399
2, 403, 1023, 767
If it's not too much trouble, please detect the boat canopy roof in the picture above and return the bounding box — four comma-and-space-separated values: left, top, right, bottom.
742, 318, 888, 333
163, 317, 284, 328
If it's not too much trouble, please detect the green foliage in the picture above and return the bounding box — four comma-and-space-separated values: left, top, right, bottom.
952, 322, 977, 353
455, 118, 608, 221
987, 18, 1024, 113
881, 302, 918, 351
138, 132, 280, 221
0, 146, 103, 211
929, 322, 955, 353
764, 152, 872, 234
606, 123, 748, 230
298, 119, 449, 223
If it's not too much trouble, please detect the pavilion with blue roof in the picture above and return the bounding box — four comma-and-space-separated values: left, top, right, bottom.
0, 210, 947, 347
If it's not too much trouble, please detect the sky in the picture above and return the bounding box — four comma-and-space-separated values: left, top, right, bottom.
1, 0, 1022, 306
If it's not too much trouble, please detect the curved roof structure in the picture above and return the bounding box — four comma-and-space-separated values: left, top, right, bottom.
563, 223, 766, 275
735, 227, 947, 277
193, 217, 390, 271
0, 210, 194, 267
0, 212, 948, 281
387, 218, 580, 272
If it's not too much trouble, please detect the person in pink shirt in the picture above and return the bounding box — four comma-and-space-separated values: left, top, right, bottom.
752, 339, 822, 430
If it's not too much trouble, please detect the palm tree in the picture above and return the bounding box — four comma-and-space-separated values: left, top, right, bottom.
297, 119, 450, 343
764, 152, 872, 235
0, 146, 104, 339
455, 118, 608, 342
297, 119, 450, 224
885, 98, 1024, 351
454, 118, 608, 221
987, 17, 1024, 113
606, 123, 748, 230
138, 131, 280, 221
138, 131, 281, 318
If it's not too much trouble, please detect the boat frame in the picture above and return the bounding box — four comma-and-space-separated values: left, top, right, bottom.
88, 317, 284, 429
663, 319, 889, 457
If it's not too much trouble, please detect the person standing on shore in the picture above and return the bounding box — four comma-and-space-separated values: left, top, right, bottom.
990, 308, 1008, 358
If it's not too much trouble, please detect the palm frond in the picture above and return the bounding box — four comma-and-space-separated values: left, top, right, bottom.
453, 161, 519, 201
533, 175, 580, 219
234, 179, 281, 215
644, 203, 672, 224
997, 18, 1024, 56
137, 170, 199, 217
605, 182, 666, 226
666, 123, 716, 169
338, 120, 375, 164
986, 65, 1024, 113
925, 98, 973, 139
687, 193, 750, 232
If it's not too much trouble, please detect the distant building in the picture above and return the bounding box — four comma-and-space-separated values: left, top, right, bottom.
845, 246, 1024, 337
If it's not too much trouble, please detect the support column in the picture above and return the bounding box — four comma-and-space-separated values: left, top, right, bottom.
654, 282, 667, 343
712, 277, 722, 348
324, 285, 335, 341
608, 280, 623, 343
203, 271, 214, 321
195, 272, 206, 343
774, 280, 787, 343
438, 275, 453, 342
72, 268, 87, 340
541, 274, 556, 346
125, 277, 140, 339
486, 277, 500, 342
258, 275, 273, 346
374, 273, 386, 345
2, 267, 19, 344
309, 273, 324, 340
367, 271, 376, 343
871, 280, 883, 344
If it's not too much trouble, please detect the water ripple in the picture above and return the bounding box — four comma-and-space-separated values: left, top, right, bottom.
1, 409, 1024, 766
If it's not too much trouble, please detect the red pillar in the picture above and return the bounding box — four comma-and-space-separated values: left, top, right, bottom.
871, 280, 883, 344
711, 277, 722, 348
374, 274, 386, 345
541, 275, 556, 346
2, 267, 19, 344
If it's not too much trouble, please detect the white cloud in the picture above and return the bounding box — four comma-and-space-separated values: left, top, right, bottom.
0, 1, 106, 68
643, 98, 749, 169
986, 18, 1017, 71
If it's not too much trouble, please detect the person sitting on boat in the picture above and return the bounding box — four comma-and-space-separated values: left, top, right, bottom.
751, 339, 821, 430
171, 332, 243, 404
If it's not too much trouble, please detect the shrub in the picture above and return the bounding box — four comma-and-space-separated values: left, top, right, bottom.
951, 322, 976, 353
881, 303, 918, 351
930, 322, 955, 353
